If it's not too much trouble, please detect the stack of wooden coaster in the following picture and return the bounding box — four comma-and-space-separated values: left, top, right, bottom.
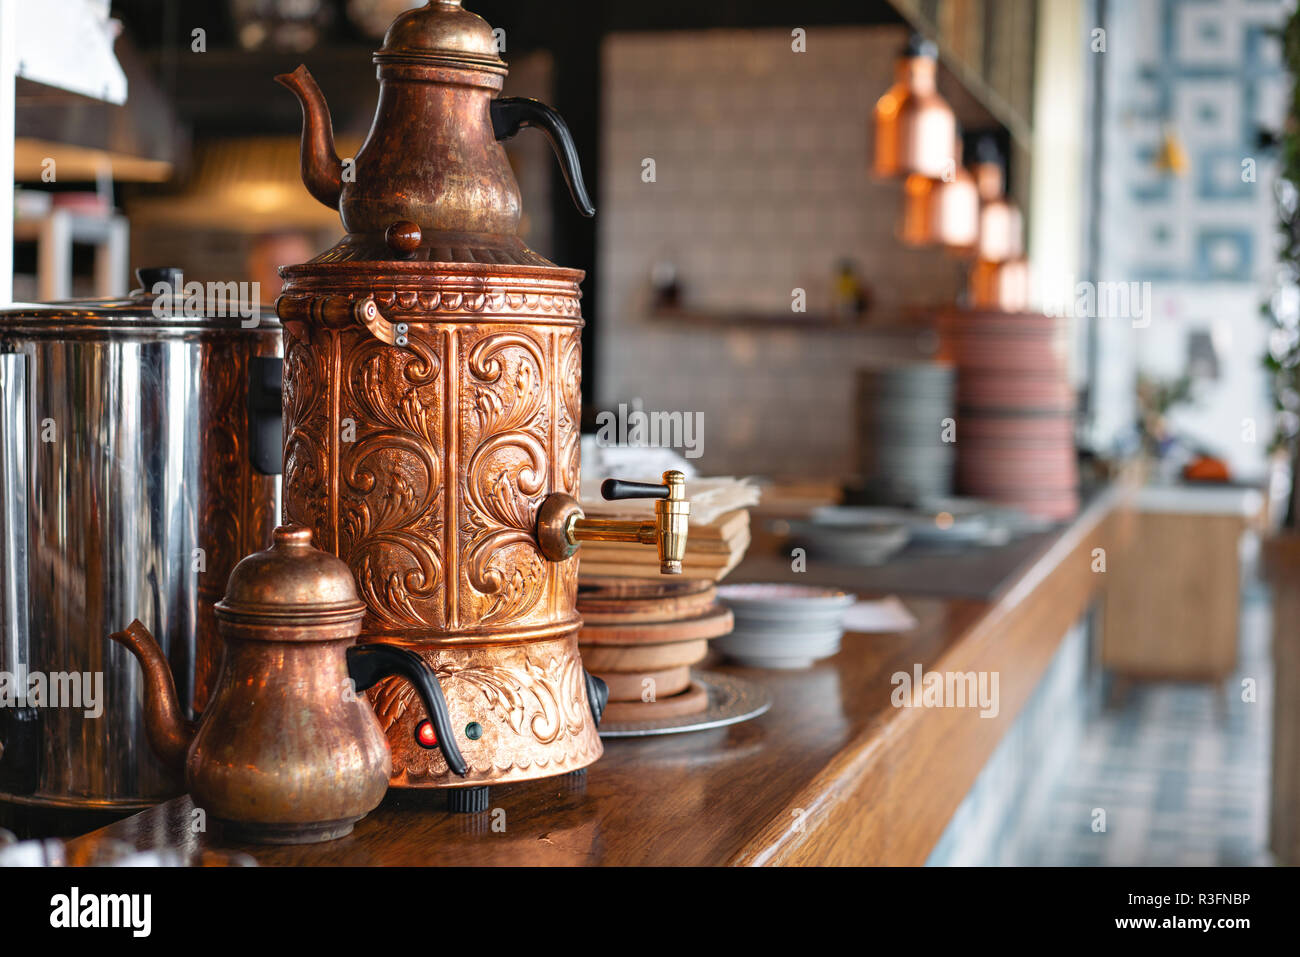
577, 578, 734, 722
576, 476, 760, 581
575, 509, 751, 580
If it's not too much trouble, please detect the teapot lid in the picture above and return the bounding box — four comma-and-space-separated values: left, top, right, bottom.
215, 525, 365, 631
376, 0, 506, 74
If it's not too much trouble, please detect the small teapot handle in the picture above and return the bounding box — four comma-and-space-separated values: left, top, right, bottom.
584, 670, 608, 726
490, 97, 595, 218
346, 644, 468, 777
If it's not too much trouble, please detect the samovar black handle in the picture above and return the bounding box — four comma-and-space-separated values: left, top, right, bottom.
346, 644, 468, 777
584, 671, 608, 726
490, 97, 596, 218
246, 356, 283, 476
0, 707, 41, 796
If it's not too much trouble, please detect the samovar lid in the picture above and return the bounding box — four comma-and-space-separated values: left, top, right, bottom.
375, 0, 506, 74
215, 525, 366, 631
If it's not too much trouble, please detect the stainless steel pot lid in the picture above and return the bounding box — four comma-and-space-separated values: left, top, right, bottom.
0, 267, 280, 333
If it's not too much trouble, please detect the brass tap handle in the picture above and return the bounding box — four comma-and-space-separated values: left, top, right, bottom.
534, 471, 690, 575
600, 478, 672, 501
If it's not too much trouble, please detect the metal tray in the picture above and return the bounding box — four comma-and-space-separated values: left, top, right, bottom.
597, 670, 771, 737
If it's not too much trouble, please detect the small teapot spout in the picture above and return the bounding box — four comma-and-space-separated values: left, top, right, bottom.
109, 620, 196, 770
275, 64, 344, 211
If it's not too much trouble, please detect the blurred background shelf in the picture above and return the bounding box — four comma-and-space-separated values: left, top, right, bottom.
13, 208, 129, 300
648, 306, 941, 341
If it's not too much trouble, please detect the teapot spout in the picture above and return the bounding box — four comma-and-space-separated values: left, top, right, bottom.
108, 620, 195, 770
275, 65, 344, 211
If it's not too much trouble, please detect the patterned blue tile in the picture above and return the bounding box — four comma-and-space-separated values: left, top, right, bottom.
1197, 147, 1258, 199
1196, 227, 1254, 278
1100, 0, 1287, 283
930, 548, 1272, 866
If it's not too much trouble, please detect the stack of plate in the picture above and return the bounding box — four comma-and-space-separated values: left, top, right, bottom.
714, 584, 856, 669
853, 363, 956, 506
944, 311, 1078, 520
809, 502, 1010, 549
784, 512, 910, 564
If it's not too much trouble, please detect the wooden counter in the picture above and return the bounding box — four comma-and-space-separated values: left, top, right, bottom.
66, 488, 1121, 866
1101, 485, 1262, 683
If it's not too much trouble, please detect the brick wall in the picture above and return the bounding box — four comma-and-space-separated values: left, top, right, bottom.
595, 27, 968, 478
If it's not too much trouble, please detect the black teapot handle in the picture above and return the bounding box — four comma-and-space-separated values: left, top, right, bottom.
346, 644, 468, 777
584, 670, 609, 726
490, 97, 596, 218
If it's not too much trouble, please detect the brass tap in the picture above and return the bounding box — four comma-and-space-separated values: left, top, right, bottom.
536, 470, 690, 574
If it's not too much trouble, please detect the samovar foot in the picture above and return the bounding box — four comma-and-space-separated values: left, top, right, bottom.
446, 786, 490, 814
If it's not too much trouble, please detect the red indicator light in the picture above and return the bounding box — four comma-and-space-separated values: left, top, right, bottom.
416, 720, 438, 748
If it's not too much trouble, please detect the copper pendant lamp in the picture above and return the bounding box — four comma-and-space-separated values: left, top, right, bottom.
899, 173, 937, 246
873, 34, 956, 180
972, 137, 1023, 262
979, 198, 1024, 262
899, 134, 979, 250
968, 257, 1030, 312
929, 140, 979, 250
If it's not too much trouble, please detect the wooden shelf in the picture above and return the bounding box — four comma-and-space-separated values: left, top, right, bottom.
648, 307, 942, 341
12, 208, 129, 300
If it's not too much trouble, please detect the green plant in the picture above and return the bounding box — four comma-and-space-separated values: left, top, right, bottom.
1265, 10, 1300, 526
1136, 372, 1195, 459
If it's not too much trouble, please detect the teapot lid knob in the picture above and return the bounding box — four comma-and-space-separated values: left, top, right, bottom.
273, 525, 314, 548
376, 0, 505, 72
385, 221, 422, 255
215, 524, 365, 632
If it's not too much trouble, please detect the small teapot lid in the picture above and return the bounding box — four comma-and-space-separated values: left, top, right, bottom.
215, 525, 365, 631
376, 0, 505, 74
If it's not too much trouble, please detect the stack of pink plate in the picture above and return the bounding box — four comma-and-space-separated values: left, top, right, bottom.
942, 310, 1079, 520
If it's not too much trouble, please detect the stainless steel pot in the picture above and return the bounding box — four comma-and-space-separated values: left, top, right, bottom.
0, 268, 282, 810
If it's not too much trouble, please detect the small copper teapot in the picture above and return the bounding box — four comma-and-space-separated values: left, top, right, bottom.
110, 525, 466, 844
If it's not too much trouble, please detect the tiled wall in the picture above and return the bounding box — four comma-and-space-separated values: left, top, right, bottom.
1099, 0, 1286, 285
948, 560, 1274, 866
595, 28, 969, 478
1092, 0, 1287, 476
926, 620, 1098, 865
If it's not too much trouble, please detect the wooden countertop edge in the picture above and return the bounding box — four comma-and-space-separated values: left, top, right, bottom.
727, 487, 1122, 866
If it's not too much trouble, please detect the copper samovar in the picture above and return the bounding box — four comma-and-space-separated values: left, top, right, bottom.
275, 0, 687, 808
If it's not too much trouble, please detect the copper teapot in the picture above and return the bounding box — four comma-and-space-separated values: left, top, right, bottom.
276, 0, 593, 262
109, 525, 467, 843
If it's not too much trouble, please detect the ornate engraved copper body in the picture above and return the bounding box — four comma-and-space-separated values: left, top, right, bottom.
274, 2, 684, 791
277, 265, 595, 786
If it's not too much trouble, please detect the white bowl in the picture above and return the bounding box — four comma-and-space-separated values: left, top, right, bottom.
717, 583, 856, 614
786, 517, 910, 566
715, 584, 854, 669
713, 628, 844, 669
